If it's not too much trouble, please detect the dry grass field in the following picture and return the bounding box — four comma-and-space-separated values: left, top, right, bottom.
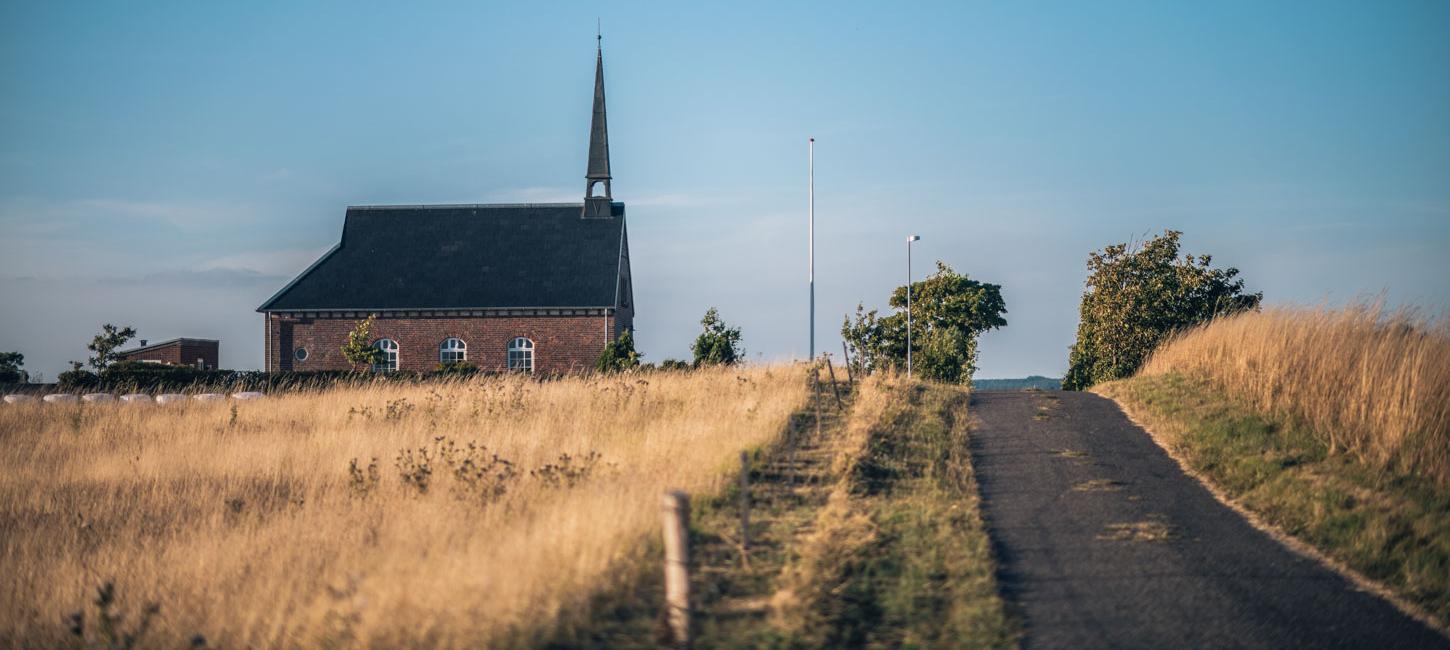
1140, 302, 1450, 484
1103, 302, 1450, 626
0, 367, 808, 648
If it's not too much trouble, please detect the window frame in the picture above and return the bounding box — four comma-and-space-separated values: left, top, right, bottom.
373, 338, 399, 373
294, 347, 308, 362
507, 337, 534, 374
439, 337, 467, 364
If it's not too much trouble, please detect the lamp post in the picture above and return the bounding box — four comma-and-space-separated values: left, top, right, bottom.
808, 137, 815, 359
907, 234, 920, 377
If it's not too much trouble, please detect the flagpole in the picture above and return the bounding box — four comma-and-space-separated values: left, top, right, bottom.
809, 137, 815, 360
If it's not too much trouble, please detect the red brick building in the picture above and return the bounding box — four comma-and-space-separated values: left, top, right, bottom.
116, 338, 220, 370
257, 41, 634, 375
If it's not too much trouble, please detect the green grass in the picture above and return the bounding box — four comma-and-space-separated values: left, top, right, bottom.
753, 381, 1013, 649
1099, 372, 1450, 627
550, 379, 1014, 648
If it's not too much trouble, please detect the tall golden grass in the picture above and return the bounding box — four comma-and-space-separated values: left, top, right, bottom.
0, 366, 807, 647
1140, 303, 1450, 484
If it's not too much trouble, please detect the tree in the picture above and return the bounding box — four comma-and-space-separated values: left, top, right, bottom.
841, 304, 889, 377
596, 328, 642, 373
0, 352, 26, 383
691, 308, 743, 367
1062, 230, 1262, 390
341, 315, 382, 372
842, 262, 1007, 384
86, 324, 137, 371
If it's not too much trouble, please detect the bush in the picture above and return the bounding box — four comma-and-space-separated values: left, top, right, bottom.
691, 308, 743, 367
341, 315, 382, 371
48, 360, 512, 394
0, 352, 26, 384
434, 361, 479, 376
917, 327, 970, 385
1063, 230, 1261, 390
842, 261, 1006, 384
595, 329, 641, 373
58, 368, 100, 390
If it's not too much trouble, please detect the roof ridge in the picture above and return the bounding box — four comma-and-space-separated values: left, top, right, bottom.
346, 202, 617, 211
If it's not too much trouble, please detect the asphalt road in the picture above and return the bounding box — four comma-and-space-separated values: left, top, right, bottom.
968, 390, 1447, 649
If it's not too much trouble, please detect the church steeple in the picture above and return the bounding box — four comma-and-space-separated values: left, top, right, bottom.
584, 32, 613, 218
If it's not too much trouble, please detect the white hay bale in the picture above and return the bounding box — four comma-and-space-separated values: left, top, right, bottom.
43, 394, 79, 404
155, 394, 188, 405
120, 394, 153, 404
231, 391, 265, 401
82, 393, 115, 403
3, 394, 36, 404
193, 393, 225, 402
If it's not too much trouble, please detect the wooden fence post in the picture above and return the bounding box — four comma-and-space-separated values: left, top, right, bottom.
814, 374, 822, 444
739, 451, 751, 554
841, 341, 854, 384
823, 354, 843, 409
661, 490, 691, 648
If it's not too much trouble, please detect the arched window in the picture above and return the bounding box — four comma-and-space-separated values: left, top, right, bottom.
440, 338, 467, 364
507, 337, 534, 373
373, 338, 399, 373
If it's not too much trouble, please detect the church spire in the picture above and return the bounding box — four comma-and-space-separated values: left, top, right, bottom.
584, 31, 613, 217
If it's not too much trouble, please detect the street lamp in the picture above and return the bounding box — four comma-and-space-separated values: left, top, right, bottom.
907, 234, 920, 377
808, 137, 815, 359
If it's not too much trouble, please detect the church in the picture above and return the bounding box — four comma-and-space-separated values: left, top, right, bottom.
257, 41, 633, 374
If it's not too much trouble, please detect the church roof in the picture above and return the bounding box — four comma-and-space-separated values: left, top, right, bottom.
256, 202, 627, 312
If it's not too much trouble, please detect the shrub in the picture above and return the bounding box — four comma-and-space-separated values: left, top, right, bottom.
340, 315, 382, 371
0, 351, 26, 384
1063, 230, 1260, 390
595, 329, 642, 373
434, 361, 478, 375
58, 364, 100, 390
691, 308, 743, 367
841, 262, 1006, 384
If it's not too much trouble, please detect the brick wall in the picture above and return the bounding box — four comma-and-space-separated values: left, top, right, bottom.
119, 341, 219, 369
266, 313, 615, 374
177, 342, 219, 369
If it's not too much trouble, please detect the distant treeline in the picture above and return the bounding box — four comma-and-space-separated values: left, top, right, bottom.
973, 376, 1061, 391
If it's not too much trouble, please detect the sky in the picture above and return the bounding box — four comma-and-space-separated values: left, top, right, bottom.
2, 1, 1448, 380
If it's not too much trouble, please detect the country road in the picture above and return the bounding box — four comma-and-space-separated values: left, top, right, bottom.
967, 390, 1447, 649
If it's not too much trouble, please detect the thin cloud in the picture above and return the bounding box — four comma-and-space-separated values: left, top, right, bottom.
0, 196, 268, 235
202, 247, 333, 277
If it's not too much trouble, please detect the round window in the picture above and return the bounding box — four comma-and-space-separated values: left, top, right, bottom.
294, 347, 308, 362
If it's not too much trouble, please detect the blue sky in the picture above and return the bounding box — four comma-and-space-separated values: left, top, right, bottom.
2, 1, 1448, 379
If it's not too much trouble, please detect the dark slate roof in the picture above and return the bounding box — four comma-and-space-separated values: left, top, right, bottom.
257, 202, 626, 312
117, 338, 219, 356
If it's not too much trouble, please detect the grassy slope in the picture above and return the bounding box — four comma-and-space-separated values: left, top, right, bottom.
0, 369, 809, 648
772, 380, 1013, 649
1098, 373, 1450, 628
558, 378, 1013, 648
